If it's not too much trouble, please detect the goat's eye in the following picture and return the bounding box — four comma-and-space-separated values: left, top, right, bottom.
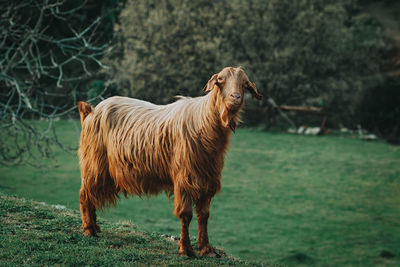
217, 77, 224, 83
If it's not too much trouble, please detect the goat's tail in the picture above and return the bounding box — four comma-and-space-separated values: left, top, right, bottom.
78, 101, 93, 124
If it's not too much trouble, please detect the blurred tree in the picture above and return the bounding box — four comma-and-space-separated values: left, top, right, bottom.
358, 77, 400, 144
108, 0, 228, 103
5, 0, 393, 153
226, 0, 391, 127
0, 0, 124, 165
354, 0, 400, 143
111, 0, 395, 133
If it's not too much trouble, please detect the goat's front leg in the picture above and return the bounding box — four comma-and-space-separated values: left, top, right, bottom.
173, 185, 195, 257
195, 197, 217, 256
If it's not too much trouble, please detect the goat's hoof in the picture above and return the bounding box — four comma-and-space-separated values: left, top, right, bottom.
199, 244, 220, 257
83, 226, 98, 237
178, 245, 196, 257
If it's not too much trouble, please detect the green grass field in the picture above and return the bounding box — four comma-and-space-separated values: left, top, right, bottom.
0, 194, 257, 266
1, 120, 400, 266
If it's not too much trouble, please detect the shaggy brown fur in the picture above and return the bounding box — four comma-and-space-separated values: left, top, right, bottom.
78, 67, 262, 256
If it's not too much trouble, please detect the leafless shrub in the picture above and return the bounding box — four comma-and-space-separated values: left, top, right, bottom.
0, 0, 111, 166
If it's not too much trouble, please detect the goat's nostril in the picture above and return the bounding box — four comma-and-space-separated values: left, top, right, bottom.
230, 93, 241, 100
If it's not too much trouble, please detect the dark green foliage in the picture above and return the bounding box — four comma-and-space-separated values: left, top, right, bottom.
222, 0, 392, 127
86, 79, 119, 105
109, 0, 398, 142
358, 77, 400, 144
109, 0, 227, 104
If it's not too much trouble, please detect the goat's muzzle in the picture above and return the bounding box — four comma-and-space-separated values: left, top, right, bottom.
226, 93, 243, 111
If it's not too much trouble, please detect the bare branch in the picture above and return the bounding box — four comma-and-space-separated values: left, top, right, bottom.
0, 0, 111, 166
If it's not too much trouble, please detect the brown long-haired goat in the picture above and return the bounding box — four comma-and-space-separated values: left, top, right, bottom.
78, 67, 262, 256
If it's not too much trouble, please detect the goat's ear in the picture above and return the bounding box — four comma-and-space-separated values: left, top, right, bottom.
204, 74, 218, 93
247, 81, 263, 100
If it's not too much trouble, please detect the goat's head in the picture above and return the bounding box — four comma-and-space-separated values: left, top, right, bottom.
204, 67, 262, 131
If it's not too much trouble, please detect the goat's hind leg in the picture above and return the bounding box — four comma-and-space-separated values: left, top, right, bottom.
79, 187, 100, 236
92, 206, 101, 233
173, 185, 195, 257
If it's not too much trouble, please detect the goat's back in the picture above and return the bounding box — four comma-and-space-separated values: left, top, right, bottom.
80, 95, 227, 200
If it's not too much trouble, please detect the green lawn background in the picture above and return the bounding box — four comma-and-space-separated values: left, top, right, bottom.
1, 120, 400, 266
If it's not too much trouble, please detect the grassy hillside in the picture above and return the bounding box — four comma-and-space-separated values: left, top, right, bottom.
1, 120, 400, 266
0, 193, 259, 266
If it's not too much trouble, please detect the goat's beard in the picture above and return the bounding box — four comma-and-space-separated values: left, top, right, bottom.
220, 104, 242, 132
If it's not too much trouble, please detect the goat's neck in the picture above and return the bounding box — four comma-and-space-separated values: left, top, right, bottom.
200, 88, 232, 138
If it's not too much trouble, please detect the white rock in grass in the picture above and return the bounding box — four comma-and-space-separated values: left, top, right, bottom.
51, 204, 66, 210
